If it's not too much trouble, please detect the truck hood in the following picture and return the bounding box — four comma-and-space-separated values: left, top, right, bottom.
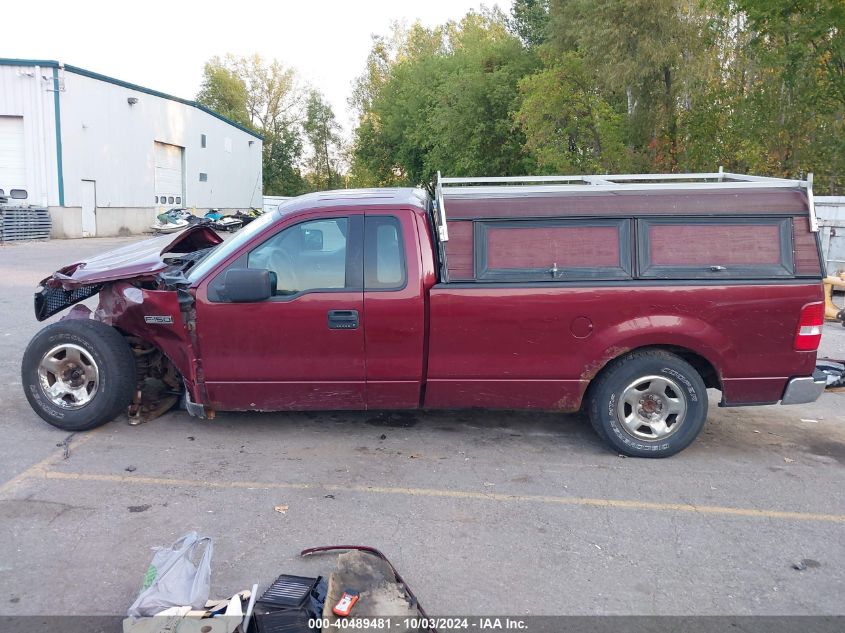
44, 226, 223, 290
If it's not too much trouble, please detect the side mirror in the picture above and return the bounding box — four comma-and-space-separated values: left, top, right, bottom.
222, 268, 273, 302
303, 228, 323, 251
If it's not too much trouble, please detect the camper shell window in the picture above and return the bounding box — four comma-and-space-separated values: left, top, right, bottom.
637, 217, 794, 279
473, 219, 632, 281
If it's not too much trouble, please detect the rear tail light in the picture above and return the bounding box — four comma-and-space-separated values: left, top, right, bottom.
794, 302, 824, 351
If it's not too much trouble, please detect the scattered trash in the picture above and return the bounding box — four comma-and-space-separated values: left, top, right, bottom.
784, 457, 795, 463
127, 531, 213, 618
123, 539, 431, 633
324, 494, 335, 499
791, 559, 821, 571
483, 482, 495, 487
301, 546, 431, 628
333, 591, 360, 617
128, 505, 151, 513
124, 591, 248, 633
57, 433, 75, 459
800, 419, 819, 424
409, 453, 421, 459
258, 575, 319, 609
274, 504, 289, 514
187, 436, 195, 441
253, 574, 326, 633
379, 434, 387, 440
818, 360, 845, 388
753, 430, 761, 434
125, 465, 137, 472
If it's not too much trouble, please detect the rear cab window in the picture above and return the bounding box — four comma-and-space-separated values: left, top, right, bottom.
365, 216, 407, 290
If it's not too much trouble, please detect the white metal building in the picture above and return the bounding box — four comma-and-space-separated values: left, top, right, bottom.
0, 59, 263, 238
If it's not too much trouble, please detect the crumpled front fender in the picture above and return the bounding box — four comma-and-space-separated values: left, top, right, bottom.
95, 282, 202, 400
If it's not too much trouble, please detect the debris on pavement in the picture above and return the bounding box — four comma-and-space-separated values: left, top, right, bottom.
301, 545, 434, 631
274, 504, 289, 514
252, 573, 326, 633
818, 359, 845, 389
127, 532, 213, 618
333, 590, 360, 617
57, 433, 75, 459
121, 533, 436, 633
792, 559, 821, 571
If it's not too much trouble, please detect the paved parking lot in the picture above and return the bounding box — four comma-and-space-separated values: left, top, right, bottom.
1, 236, 845, 616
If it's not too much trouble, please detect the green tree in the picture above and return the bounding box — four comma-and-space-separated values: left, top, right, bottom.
547, 0, 711, 171
303, 91, 344, 190
197, 54, 307, 196
197, 61, 250, 127
349, 1, 845, 193
350, 10, 538, 190
509, 0, 550, 47
516, 51, 629, 173
716, 0, 845, 191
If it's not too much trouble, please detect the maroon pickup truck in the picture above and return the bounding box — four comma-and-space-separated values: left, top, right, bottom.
22, 172, 827, 457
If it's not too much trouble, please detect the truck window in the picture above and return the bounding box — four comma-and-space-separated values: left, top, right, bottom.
247, 217, 349, 295
474, 219, 632, 281
638, 217, 794, 279
365, 216, 406, 289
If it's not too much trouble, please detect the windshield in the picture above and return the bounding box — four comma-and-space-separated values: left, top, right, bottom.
187, 210, 279, 284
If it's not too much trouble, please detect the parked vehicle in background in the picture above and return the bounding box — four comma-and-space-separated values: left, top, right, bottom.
21, 171, 827, 457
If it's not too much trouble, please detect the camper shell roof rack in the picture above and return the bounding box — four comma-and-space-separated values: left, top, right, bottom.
432, 169, 818, 239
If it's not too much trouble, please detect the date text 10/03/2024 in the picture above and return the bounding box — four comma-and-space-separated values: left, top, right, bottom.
309, 618, 528, 630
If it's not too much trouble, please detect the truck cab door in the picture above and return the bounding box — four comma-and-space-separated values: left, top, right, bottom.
194, 213, 366, 410
363, 212, 426, 408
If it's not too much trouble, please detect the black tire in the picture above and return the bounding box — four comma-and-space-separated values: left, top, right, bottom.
588, 350, 708, 458
21, 319, 136, 431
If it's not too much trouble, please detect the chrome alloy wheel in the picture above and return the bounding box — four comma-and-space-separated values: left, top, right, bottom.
37, 344, 100, 409
616, 374, 687, 440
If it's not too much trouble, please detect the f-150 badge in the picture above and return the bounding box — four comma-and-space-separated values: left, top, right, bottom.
144, 315, 173, 325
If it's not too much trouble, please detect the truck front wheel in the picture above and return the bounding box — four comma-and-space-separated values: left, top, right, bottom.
21, 320, 136, 431
588, 350, 708, 457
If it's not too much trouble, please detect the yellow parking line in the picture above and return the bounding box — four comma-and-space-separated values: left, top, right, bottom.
0, 433, 95, 497
27, 469, 845, 524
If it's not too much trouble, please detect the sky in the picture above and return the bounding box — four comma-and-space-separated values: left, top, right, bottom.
3, 0, 495, 136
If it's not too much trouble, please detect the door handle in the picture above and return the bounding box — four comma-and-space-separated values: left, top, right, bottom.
327, 309, 359, 330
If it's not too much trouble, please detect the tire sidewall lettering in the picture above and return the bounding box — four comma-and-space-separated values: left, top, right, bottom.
661, 367, 698, 402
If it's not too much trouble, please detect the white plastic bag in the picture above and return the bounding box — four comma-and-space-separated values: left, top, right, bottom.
127, 531, 213, 617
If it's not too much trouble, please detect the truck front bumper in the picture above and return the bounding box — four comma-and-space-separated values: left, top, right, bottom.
781, 369, 827, 405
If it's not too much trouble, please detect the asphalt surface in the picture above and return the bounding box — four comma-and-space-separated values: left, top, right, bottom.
1, 236, 845, 617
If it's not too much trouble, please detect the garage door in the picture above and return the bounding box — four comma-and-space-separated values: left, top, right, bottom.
0, 116, 27, 200
154, 141, 184, 206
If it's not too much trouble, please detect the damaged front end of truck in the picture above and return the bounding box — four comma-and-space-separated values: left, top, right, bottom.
33, 226, 224, 424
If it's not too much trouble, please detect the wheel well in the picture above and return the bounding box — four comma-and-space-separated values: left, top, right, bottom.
583, 345, 722, 410
119, 333, 183, 422
650, 345, 721, 390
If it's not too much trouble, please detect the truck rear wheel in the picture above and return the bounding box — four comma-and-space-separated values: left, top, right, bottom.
588, 350, 708, 457
21, 320, 136, 431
